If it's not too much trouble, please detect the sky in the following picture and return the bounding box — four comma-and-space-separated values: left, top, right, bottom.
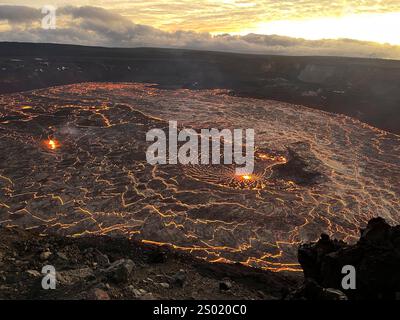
1, 1, 400, 58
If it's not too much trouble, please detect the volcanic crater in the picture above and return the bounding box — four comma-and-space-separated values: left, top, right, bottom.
0, 82, 400, 272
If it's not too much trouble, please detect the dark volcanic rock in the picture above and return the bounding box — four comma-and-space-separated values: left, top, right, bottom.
171, 270, 187, 288
219, 279, 233, 291
95, 250, 110, 267
146, 250, 168, 264
0, 227, 300, 300
103, 259, 135, 283
287, 278, 348, 300
298, 233, 346, 281
272, 142, 329, 185
298, 217, 400, 299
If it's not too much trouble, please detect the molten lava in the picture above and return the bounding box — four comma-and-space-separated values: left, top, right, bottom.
1, 82, 400, 273
257, 153, 287, 163
44, 139, 60, 150
234, 173, 254, 182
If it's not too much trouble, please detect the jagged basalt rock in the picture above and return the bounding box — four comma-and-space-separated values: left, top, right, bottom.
287, 278, 348, 300
298, 233, 347, 281
102, 259, 135, 283
298, 217, 400, 299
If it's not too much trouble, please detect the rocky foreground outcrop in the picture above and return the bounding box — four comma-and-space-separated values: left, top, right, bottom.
1, 217, 399, 300
0, 226, 300, 300
293, 217, 400, 300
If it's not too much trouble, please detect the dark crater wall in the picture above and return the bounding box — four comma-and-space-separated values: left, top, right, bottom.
1, 42, 400, 134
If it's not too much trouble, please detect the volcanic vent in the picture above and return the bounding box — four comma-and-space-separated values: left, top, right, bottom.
0, 82, 400, 272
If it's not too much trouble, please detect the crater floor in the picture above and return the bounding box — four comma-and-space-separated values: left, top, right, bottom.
1, 82, 399, 272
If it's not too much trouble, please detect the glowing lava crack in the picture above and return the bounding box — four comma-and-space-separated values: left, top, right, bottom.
1, 82, 400, 272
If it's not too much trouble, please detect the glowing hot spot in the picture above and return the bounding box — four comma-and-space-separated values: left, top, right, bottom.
44, 139, 60, 150
241, 175, 252, 181
49, 140, 56, 149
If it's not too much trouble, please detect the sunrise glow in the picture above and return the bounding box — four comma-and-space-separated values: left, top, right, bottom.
234, 12, 400, 45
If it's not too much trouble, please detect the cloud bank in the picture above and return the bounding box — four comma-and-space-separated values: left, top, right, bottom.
13, 0, 400, 33
0, 5, 399, 59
